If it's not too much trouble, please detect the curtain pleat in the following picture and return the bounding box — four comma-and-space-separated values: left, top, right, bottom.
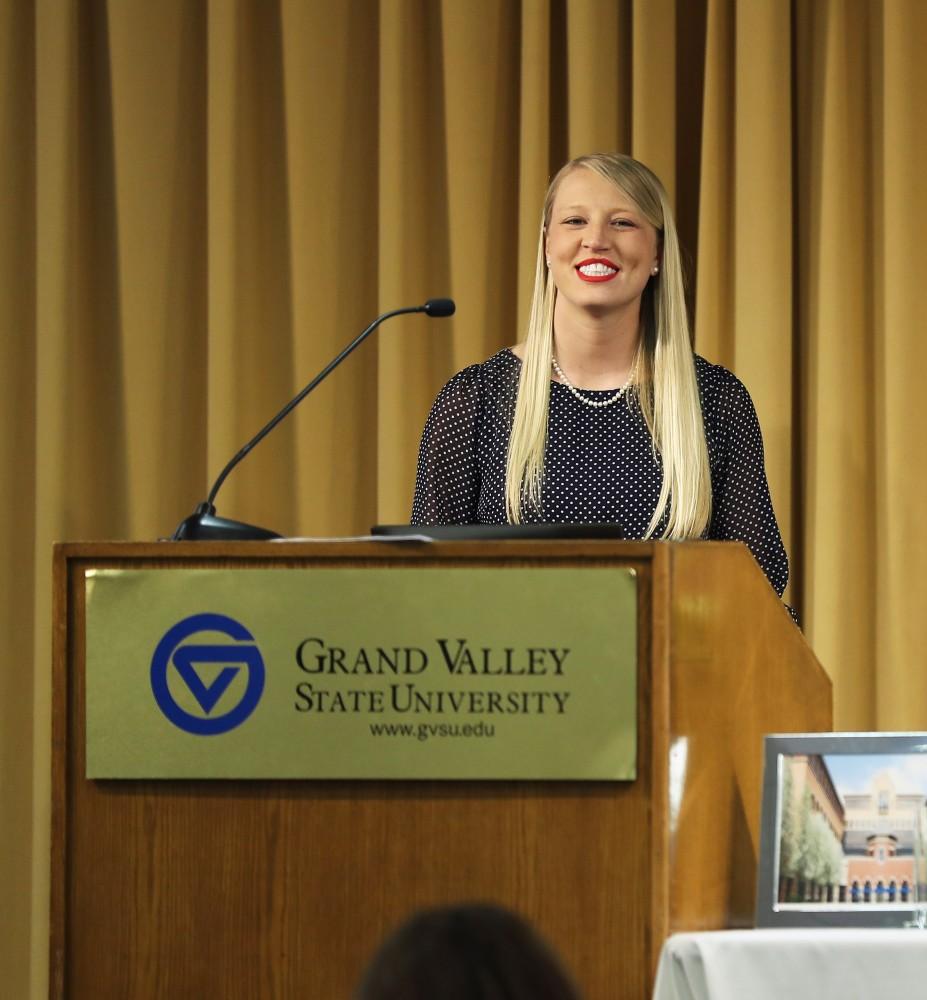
876, 0, 927, 727
731, 0, 795, 568
516, 0, 552, 339
4, 0, 927, 993
442, 0, 521, 369
694, 0, 735, 365
566, 0, 631, 156
377, 0, 452, 521
695, 0, 795, 588
797, 0, 878, 725
0, 4, 36, 998
631, 0, 676, 199
208, 0, 299, 533
107, 2, 208, 536
278, 0, 381, 533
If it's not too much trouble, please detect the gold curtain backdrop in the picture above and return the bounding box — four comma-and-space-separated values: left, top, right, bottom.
2, 0, 925, 994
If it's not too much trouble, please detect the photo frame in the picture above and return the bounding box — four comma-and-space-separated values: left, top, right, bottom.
756, 732, 927, 927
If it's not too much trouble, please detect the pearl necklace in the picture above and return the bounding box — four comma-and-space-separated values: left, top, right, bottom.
551, 354, 639, 409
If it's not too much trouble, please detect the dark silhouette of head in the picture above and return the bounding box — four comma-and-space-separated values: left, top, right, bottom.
355, 902, 583, 1000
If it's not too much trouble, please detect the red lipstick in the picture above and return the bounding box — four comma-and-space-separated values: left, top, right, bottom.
575, 257, 619, 283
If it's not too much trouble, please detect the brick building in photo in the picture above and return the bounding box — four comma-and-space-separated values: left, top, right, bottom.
778, 757, 927, 904
843, 771, 927, 903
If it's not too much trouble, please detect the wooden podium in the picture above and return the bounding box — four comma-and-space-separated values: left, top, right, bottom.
51, 540, 831, 1000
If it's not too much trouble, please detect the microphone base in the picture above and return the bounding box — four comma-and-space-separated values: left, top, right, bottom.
171, 506, 281, 541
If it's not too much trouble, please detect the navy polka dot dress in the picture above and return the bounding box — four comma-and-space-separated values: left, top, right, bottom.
411, 348, 790, 599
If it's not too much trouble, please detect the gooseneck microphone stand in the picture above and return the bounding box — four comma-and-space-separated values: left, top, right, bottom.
170, 298, 455, 541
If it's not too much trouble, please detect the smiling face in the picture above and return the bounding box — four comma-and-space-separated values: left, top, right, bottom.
545, 166, 660, 325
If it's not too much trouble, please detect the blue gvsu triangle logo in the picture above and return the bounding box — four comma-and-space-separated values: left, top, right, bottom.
150, 613, 265, 735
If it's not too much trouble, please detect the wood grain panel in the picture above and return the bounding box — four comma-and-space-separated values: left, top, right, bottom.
53, 542, 662, 1000
667, 541, 832, 931
52, 540, 828, 998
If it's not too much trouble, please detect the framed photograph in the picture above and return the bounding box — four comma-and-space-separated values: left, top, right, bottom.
756, 732, 927, 927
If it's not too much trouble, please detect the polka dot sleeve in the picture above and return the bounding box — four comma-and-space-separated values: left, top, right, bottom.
411, 365, 483, 524
703, 367, 790, 598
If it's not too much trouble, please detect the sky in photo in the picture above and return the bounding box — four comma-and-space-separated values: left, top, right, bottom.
821, 752, 927, 798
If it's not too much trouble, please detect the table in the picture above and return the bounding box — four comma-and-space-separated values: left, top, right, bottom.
652, 929, 927, 1000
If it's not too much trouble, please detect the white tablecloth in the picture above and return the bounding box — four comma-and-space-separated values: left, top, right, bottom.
652, 929, 927, 1000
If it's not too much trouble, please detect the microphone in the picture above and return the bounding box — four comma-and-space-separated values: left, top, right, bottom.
423, 298, 455, 317
170, 299, 455, 541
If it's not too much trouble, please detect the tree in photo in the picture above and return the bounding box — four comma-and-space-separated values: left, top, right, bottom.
778, 766, 800, 901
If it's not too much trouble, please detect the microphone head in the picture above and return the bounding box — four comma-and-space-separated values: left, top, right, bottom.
423, 298, 456, 318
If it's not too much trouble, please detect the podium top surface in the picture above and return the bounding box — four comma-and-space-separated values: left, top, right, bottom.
54, 536, 660, 559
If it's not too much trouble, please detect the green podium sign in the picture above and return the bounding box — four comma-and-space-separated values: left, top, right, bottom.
85, 566, 637, 780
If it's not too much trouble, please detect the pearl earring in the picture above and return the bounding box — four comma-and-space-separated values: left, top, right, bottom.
651, 266, 659, 275
546, 257, 552, 269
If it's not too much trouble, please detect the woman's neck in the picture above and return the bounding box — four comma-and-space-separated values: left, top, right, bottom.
551, 300, 642, 390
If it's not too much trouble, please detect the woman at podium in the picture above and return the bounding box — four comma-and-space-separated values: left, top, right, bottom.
411, 152, 789, 600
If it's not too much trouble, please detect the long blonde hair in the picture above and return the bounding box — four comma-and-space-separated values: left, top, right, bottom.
505, 153, 711, 538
